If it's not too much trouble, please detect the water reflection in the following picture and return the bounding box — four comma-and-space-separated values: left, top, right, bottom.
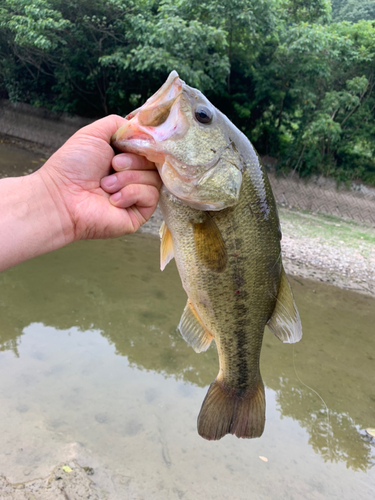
0, 235, 374, 472
273, 377, 374, 471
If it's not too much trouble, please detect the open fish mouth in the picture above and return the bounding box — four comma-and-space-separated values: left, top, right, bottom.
112, 70, 183, 141
111, 72, 186, 163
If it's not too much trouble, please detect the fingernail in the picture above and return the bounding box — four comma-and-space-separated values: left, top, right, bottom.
110, 192, 121, 204
102, 175, 117, 188
113, 156, 131, 170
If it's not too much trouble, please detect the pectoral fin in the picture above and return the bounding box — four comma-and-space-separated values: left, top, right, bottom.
267, 269, 303, 344
178, 300, 213, 353
159, 221, 174, 271
192, 214, 227, 273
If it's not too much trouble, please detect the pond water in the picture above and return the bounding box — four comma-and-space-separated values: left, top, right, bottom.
0, 234, 374, 499
0, 140, 46, 178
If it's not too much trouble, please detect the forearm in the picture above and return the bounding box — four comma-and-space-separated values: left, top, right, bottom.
0, 172, 70, 272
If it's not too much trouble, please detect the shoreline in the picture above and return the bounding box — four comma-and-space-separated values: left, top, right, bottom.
140, 206, 375, 298
1, 133, 374, 298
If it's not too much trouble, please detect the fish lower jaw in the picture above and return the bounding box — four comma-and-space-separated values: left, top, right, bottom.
112, 138, 165, 164
113, 137, 155, 151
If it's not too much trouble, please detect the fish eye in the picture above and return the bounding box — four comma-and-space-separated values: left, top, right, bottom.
195, 106, 213, 124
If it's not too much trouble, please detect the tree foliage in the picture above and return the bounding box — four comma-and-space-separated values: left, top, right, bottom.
332, 0, 375, 22
0, 0, 374, 185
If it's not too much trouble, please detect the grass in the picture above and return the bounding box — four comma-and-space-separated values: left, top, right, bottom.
278, 207, 375, 258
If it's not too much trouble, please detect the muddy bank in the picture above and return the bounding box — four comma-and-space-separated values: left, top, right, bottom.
0, 99, 92, 151
2, 98, 375, 224
0, 133, 49, 178
267, 168, 375, 226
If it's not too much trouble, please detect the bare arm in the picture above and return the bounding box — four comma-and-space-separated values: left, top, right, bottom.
0, 115, 161, 273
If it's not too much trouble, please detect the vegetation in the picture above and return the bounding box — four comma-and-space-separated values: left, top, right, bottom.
332, 0, 375, 22
0, 0, 374, 185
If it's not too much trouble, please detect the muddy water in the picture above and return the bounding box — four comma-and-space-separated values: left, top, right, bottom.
0, 140, 46, 178
0, 234, 374, 499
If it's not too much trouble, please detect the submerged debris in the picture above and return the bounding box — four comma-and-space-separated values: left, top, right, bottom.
0, 461, 101, 500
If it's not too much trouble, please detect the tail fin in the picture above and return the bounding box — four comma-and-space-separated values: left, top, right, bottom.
197, 378, 265, 440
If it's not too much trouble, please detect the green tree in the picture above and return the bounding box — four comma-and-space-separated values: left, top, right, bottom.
331, 0, 375, 22
281, 0, 331, 23
1, 0, 374, 184
252, 20, 375, 182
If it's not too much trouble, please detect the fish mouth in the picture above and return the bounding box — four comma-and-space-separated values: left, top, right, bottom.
111, 128, 161, 163
111, 70, 185, 161
125, 70, 182, 121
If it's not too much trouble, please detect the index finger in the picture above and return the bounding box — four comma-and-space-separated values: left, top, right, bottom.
112, 153, 156, 172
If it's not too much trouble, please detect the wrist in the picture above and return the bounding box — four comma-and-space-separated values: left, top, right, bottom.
35, 167, 76, 246
0, 171, 73, 272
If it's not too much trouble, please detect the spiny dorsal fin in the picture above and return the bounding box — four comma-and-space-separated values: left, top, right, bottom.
192, 214, 227, 273
178, 300, 213, 353
267, 269, 303, 344
159, 221, 174, 271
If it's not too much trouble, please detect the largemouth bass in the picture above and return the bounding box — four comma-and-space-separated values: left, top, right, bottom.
112, 71, 302, 440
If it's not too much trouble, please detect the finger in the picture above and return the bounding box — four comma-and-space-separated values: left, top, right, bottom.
101, 170, 162, 193
109, 184, 160, 210
112, 153, 156, 172
76, 114, 128, 143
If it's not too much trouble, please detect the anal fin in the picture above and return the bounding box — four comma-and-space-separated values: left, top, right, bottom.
267, 268, 303, 343
159, 221, 174, 271
178, 300, 213, 353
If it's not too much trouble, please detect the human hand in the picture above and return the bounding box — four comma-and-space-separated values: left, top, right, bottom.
37, 115, 161, 243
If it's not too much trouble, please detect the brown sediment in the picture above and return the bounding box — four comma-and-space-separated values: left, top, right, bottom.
0, 461, 101, 500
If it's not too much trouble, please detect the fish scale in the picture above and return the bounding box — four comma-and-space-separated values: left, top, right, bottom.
112, 70, 302, 440
160, 165, 281, 435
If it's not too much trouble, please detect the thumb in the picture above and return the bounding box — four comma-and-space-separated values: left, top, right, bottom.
75, 114, 128, 144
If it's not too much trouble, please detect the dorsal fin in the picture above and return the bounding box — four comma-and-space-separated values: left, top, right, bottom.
178, 300, 213, 353
159, 221, 174, 271
267, 269, 302, 344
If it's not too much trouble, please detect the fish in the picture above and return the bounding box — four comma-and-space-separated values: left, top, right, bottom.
111, 71, 302, 440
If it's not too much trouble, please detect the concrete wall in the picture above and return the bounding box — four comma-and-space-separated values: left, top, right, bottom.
268, 172, 375, 225
0, 99, 93, 151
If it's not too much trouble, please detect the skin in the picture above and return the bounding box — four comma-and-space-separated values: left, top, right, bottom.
0, 115, 161, 273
